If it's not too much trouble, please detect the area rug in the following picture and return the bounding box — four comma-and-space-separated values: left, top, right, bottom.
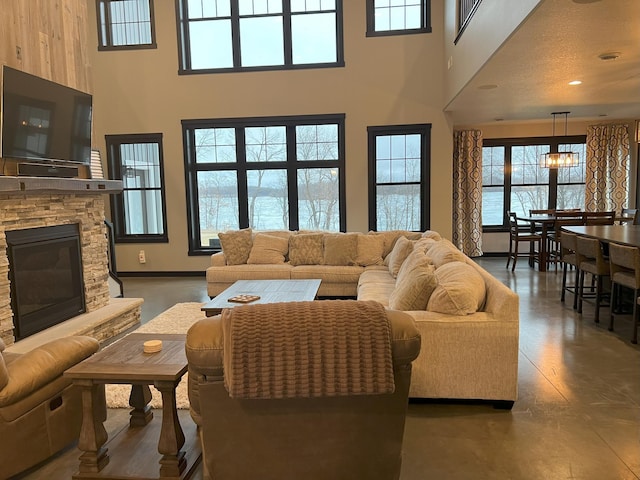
104, 302, 206, 409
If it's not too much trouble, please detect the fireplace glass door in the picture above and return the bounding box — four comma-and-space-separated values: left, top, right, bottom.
7, 224, 86, 340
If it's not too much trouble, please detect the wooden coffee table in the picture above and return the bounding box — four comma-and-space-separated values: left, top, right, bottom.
65, 333, 200, 480
202, 279, 321, 316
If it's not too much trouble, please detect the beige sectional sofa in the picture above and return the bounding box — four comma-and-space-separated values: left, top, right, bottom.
206, 228, 519, 407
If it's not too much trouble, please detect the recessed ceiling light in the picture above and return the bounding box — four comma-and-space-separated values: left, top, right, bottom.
568, 80, 582, 85
477, 84, 498, 90
599, 52, 621, 61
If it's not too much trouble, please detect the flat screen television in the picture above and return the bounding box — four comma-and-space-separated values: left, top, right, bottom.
1, 66, 92, 173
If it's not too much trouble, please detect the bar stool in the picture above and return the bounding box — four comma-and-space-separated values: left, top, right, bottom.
608, 242, 640, 343
560, 231, 580, 309
507, 212, 542, 271
576, 236, 610, 323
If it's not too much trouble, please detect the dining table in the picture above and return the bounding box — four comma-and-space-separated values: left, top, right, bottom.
516, 213, 635, 272
561, 225, 640, 247
516, 214, 582, 271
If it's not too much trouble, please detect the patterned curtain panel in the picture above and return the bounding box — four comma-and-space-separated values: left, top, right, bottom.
585, 124, 631, 212
453, 130, 483, 257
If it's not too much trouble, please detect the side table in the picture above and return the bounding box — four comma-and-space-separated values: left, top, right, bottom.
65, 333, 200, 480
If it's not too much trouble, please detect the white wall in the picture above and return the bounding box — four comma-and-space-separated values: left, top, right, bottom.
443, 0, 542, 107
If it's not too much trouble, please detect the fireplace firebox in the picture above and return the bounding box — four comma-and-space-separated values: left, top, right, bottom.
7, 224, 86, 340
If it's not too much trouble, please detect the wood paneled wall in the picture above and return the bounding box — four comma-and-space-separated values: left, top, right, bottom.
0, 0, 92, 93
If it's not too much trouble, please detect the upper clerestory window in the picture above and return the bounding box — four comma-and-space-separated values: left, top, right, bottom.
176, 0, 344, 74
366, 0, 431, 37
97, 0, 157, 50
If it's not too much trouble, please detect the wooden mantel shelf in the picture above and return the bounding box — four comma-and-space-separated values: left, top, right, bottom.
0, 176, 123, 195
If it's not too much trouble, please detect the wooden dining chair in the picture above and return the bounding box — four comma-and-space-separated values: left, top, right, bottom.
560, 231, 580, 309
506, 212, 542, 271
582, 211, 615, 225
547, 212, 584, 271
608, 242, 640, 344
576, 236, 611, 323
620, 208, 639, 225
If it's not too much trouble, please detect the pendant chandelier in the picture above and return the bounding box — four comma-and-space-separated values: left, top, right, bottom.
540, 111, 579, 168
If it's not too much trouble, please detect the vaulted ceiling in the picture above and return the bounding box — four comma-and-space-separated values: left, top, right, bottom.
445, 0, 640, 125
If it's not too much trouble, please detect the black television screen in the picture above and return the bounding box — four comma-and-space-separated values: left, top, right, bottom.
1, 66, 92, 166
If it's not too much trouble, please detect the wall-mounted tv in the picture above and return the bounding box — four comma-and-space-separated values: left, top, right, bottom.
1, 66, 92, 172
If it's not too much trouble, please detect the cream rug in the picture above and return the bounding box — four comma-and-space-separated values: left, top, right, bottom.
104, 302, 206, 409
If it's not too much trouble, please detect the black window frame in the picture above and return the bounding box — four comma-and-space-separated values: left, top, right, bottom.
482, 135, 587, 232
366, 0, 431, 37
183, 114, 347, 255
106, 133, 169, 243
175, 0, 345, 75
367, 123, 431, 232
96, 0, 157, 51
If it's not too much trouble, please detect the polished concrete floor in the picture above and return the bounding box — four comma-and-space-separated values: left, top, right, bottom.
14, 258, 640, 479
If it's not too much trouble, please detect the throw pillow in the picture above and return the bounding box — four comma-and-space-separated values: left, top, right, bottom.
427, 261, 486, 315
370, 230, 421, 258
422, 230, 442, 241
395, 247, 433, 281
426, 241, 467, 268
247, 233, 289, 264
385, 236, 414, 278
355, 234, 386, 266
389, 264, 437, 311
323, 233, 358, 266
289, 233, 324, 266
218, 228, 253, 265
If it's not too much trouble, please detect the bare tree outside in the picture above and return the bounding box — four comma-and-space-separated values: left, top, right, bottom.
296, 124, 340, 230
374, 133, 421, 231
192, 120, 343, 245
481, 142, 587, 226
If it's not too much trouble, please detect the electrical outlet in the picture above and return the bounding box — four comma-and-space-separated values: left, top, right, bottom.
138, 250, 146, 264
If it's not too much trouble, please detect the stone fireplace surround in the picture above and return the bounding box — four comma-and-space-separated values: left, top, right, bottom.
0, 177, 142, 348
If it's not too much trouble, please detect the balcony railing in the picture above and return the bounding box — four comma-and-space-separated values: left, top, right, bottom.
456, 0, 483, 43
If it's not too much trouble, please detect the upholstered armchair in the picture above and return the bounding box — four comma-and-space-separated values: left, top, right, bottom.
186, 300, 421, 480
0, 335, 100, 478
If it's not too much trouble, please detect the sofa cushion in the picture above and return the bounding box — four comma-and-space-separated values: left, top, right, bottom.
385, 236, 414, 278
289, 233, 324, 266
219, 228, 253, 265
389, 264, 437, 311
395, 247, 432, 280
355, 234, 386, 266
425, 241, 467, 268
422, 230, 442, 241
291, 265, 363, 284
371, 230, 422, 258
427, 261, 486, 315
207, 264, 292, 283
323, 233, 358, 266
247, 233, 289, 264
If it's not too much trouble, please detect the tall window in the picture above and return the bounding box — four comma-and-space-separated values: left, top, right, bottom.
366, 0, 431, 36
177, 0, 344, 73
482, 136, 587, 229
106, 134, 168, 242
183, 114, 345, 254
368, 124, 431, 231
97, 0, 156, 50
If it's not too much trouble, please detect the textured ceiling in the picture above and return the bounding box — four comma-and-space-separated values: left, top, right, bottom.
445, 0, 640, 126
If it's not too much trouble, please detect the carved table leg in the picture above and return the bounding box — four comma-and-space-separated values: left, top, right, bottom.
75, 380, 109, 473
129, 383, 154, 427
155, 380, 186, 478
